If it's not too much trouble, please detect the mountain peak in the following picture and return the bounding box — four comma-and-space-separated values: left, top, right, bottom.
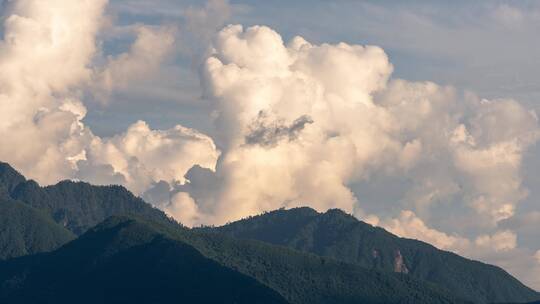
0, 161, 175, 236
0, 161, 26, 195
268, 206, 320, 216
322, 208, 358, 221
211, 206, 540, 304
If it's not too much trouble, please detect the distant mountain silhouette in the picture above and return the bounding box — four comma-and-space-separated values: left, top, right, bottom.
207, 207, 540, 304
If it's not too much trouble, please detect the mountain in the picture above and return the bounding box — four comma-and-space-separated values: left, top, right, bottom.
0, 162, 25, 198
0, 161, 176, 260
0, 197, 75, 259
0, 216, 465, 304
207, 207, 540, 304
0, 161, 533, 303
11, 180, 176, 235
0, 217, 288, 304
183, 230, 464, 303
0, 162, 76, 258
0, 161, 176, 236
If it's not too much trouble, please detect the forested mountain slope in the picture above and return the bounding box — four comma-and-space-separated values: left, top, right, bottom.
208, 207, 539, 304
0, 161, 175, 236
0, 161, 536, 304
0, 198, 75, 259
0, 217, 288, 304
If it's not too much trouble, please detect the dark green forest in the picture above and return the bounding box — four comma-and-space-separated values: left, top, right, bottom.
0, 216, 466, 304
0, 161, 538, 304
207, 207, 540, 304
0, 198, 74, 259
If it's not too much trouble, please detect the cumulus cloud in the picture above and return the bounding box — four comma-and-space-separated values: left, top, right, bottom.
474, 230, 517, 252
93, 25, 176, 102
175, 24, 539, 287
372, 210, 540, 288
372, 210, 470, 251
177, 24, 539, 229
165, 192, 203, 227
78, 121, 219, 195
0, 0, 219, 198
0, 0, 107, 183
372, 210, 516, 253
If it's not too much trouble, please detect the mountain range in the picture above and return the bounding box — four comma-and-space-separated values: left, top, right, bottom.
0, 161, 538, 304
205, 207, 538, 303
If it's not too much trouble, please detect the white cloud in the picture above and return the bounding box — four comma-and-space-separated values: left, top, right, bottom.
94, 25, 176, 101
79, 121, 219, 195
0, 0, 220, 198
378, 210, 518, 254
0, 0, 108, 183
375, 210, 540, 289
380, 210, 470, 251
474, 230, 517, 252
194, 24, 403, 224
164, 192, 202, 228
183, 24, 539, 229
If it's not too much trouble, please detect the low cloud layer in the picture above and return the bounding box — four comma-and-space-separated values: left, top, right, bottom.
0, 0, 539, 290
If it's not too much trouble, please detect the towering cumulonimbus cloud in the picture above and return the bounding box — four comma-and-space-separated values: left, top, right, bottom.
177, 25, 540, 287
1, 0, 537, 237
0, 0, 108, 183
189, 26, 401, 224
0, 0, 219, 196
175, 25, 539, 228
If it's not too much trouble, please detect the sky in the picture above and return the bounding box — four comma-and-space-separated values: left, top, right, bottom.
0, 0, 539, 290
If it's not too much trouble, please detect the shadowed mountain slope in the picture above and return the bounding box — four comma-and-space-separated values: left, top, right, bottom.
0, 198, 75, 259
0, 162, 25, 197
0, 216, 467, 304
0, 161, 535, 303
0, 217, 288, 304
0, 161, 176, 236
0, 161, 177, 259
207, 207, 539, 304
11, 180, 175, 235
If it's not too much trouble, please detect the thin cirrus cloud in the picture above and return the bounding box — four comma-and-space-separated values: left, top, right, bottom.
0, 0, 539, 290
